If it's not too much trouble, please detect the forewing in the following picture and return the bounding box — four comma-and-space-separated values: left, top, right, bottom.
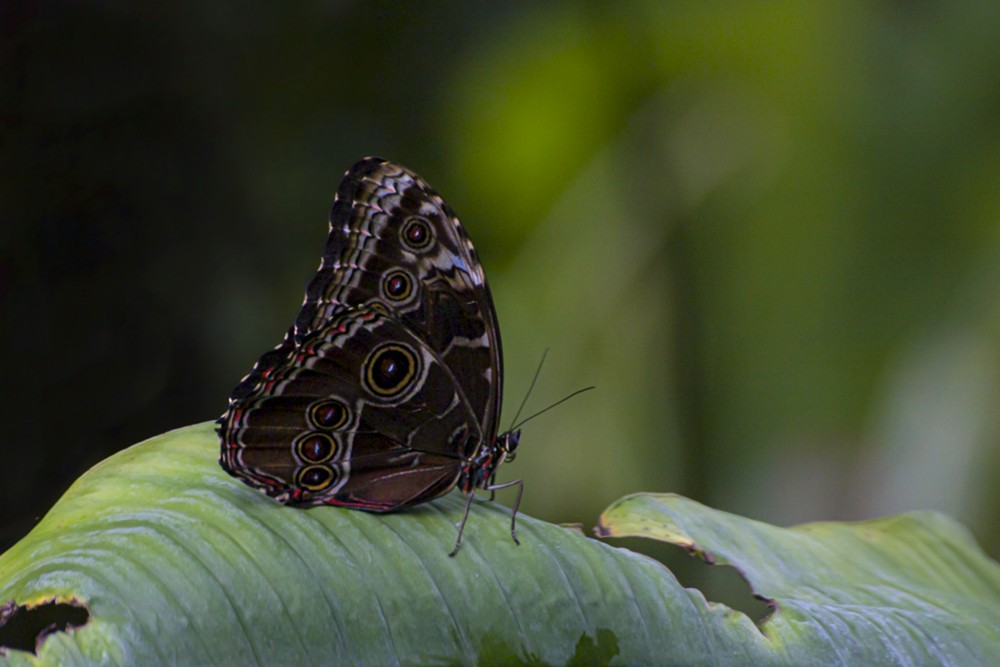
294, 157, 503, 437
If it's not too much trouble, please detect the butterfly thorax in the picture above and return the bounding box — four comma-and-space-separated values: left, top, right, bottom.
458, 430, 521, 493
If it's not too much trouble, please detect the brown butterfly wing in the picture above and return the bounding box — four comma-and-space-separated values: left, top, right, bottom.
219, 159, 503, 510
220, 304, 484, 510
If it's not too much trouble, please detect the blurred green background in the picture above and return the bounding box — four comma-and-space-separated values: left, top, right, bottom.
4, 1, 1000, 569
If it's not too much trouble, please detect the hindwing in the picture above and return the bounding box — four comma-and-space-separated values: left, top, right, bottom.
220, 304, 484, 510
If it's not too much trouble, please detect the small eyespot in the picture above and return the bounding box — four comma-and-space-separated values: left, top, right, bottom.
382, 269, 413, 302
308, 399, 349, 430
400, 217, 433, 251
363, 343, 419, 398
297, 464, 340, 491
295, 432, 339, 464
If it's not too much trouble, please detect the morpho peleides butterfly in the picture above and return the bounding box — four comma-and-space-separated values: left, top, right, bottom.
218, 157, 524, 556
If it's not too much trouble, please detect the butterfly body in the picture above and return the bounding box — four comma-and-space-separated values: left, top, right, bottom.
218, 158, 521, 552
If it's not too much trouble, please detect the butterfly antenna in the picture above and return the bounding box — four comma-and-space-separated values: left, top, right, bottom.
506, 349, 549, 432
509, 385, 595, 432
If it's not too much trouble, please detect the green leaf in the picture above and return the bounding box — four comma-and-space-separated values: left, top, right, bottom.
1, 424, 998, 665
596, 494, 1000, 665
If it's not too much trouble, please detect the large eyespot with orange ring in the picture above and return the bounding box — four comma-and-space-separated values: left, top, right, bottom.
296, 464, 340, 491
381, 269, 414, 303
308, 398, 349, 430
400, 216, 434, 252
362, 342, 419, 398
295, 431, 340, 464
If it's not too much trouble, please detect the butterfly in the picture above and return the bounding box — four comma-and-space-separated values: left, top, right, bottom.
218, 157, 522, 556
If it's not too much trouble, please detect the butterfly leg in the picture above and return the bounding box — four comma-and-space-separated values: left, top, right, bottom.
486, 478, 523, 547
487, 471, 498, 501
449, 490, 478, 557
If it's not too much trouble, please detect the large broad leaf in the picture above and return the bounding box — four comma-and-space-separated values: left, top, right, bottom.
596, 495, 1000, 665
0, 424, 997, 665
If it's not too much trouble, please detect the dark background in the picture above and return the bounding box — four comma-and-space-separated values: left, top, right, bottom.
4, 2, 1000, 564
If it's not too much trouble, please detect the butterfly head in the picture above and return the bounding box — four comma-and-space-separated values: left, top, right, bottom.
497, 429, 521, 464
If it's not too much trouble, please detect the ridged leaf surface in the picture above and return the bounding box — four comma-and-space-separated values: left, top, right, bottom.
1, 424, 998, 665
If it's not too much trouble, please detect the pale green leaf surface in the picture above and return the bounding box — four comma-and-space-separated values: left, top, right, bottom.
1, 425, 998, 665
597, 494, 1000, 665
